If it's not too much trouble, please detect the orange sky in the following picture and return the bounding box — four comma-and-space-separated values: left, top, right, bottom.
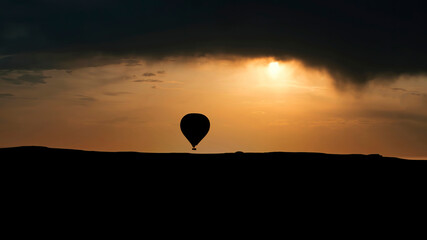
1, 56, 426, 159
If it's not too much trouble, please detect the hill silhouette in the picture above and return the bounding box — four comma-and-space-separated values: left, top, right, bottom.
1, 146, 419, 161
1, 146, 424, 206
3, 146, 425, 185
1, 145, 425, 238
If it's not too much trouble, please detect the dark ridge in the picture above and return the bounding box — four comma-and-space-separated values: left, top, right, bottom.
1, 145, 424, 234
0, 146, 419, 161
1, 146, 424, 206
2, 145, 425, 191
4, 145, 425, 184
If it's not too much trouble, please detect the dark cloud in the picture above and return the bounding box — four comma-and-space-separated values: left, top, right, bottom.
391, 87, 427, 98
409, 92, 427, 97
124, 59, 141, 66
0, 72, 50, 85
1, 0, 427, 85
103, 91, 131, 96
76, 95, 97, 102
391, 88, 408, 92
0, 93, 13, 98
157, 70, 165, 74
0, 53, 123, 71
133, 79, 163, 83
98, 117, 130, 125
142, 72, 156, 77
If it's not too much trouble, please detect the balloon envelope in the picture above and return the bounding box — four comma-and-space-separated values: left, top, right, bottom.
180, 113, 210, 150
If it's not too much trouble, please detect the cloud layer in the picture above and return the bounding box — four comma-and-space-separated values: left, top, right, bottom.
0, 72, 50, 84
0, 93, 13, 98
1, 0, 427, 84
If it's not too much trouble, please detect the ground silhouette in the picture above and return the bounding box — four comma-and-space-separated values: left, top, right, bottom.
2, 146, 424, 199
1, 146, 420, 161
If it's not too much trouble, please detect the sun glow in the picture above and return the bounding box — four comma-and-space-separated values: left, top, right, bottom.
268, 61, 281, 78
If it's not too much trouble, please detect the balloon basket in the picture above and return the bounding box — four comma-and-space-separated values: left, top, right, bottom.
192, 147, 197, 150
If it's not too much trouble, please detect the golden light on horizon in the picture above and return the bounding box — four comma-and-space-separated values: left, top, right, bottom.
1, 56, 426, 159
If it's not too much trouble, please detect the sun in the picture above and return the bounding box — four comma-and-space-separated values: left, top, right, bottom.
268, 61, 281, 78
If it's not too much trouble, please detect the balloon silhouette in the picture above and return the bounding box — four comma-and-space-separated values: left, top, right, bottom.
180, 113, 210, 150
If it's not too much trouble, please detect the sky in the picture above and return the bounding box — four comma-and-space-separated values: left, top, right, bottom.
1, 0, 427, 158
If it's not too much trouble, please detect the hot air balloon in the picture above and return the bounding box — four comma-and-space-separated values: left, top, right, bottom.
180, 113, 210, 150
